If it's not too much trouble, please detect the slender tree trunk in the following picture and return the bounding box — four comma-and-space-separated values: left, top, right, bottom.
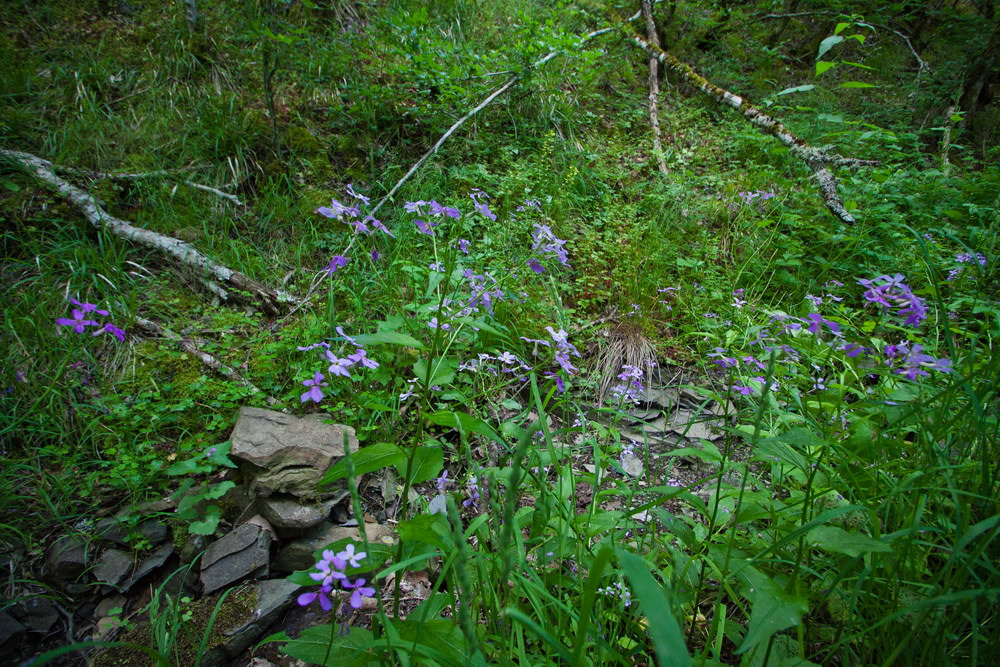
642, 0, 669, 175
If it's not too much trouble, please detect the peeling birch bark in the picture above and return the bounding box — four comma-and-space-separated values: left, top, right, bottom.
641, 0, 669, 175
617, 18, 878, 223
134, 317, 280, 407
1, 149, 297, 313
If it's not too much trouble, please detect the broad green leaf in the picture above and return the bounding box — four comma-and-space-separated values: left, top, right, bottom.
276, 625, 376, 666
396, 618, 467, 664
413, 356, 456, 386
320, 442, 406, 487
834, 22, 850, 35
777, 85, 815, 96
736, 568, 808, 655
395, 445, 442, 485
397, 513, 451, 551
840, 81, 877, 88
815, 61, 836, 76
426, 410, 505, 445
807, 526, 893, 557
618, 550, 691, 667
188, 505, 222, 536
817, 35, 844, 60
351, 331, 426, 349
202, 481, 235, 501
166, 458, 210, 476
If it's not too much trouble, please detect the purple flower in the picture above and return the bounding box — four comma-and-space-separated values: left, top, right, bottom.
347, 348, 379, 369
840, 343, 865, 358
316, 198, 359, 220
732, 385, 753, 395
545, 371, 565, 393
335, 326, 359, 346
345, 183, 371, 206
325, 352, 353, 378
56, 309, 98, 333
806, 294, 823, 307
365, 216, 395, 237
528, 258, 545, 274
297, 584, 335, 611
324, 255, 350, 275
457, 239, 471, 254
708, 347, 738, 368
342, 578, 376, 609
804, 313, 840, 335
371, 248, 380, 262
298, 341, 331, 351
404, 200, 426, 213
93, 322, 126, 342
956, 252, 987, 266
436, 470, 450, 491
429, 262, 445, 272
531, 224, 570, 266
301, 371, 328, 403
414, 219, 437, 236
474, 202, 497, 221
463, 477, 481, 508
337, 543, 366, 568
70, 298, 109, 316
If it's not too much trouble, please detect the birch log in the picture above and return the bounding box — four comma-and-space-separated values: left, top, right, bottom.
615, 14, 878, 223
1, 149, 296, 313
641, 0, 669, 175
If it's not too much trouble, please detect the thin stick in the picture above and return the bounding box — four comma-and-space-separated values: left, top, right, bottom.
183, 180, 245, 206
1, 150, 297, 313
641, 0, 669, 175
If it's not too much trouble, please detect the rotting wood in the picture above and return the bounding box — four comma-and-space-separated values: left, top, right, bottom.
1, 149, 297, 314
134, 317, 280, 407
641, 0, 669, 175
612, 11, 878, 224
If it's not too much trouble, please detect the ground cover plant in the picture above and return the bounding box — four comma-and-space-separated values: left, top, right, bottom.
1, 0, 998, 665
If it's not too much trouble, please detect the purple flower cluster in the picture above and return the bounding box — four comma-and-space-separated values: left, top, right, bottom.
297, 544, 374, 612
610, 364, 645, 404
858, 274, 927, 326
316, 187, 394, 238
469, 189, 496, 221
463, 475, 480, 509
598, 580, 633, 607
56, 298, 126, 342
296, 332, 379, 403
956, 252, 987, 266
884, 342, 952, 380
547, 326, 581, 376
531, 224, 570, 269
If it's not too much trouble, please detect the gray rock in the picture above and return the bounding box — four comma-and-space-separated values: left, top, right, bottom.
46, 536, 90, 582
13, 596, 59, 634
273, 521, 396, 572
0, 611, 26, 652
93, 549, 133, 587
230, 407, 357, 499
94, 594, 126, 620
121, 543, 174, 592
257, 492, 345, 537
621, 454, 645, 478
180, 534, 208, 564
96, 518, 170, 547
200, 523, 271, 594
667, 415, 718, 441
199, 579, 300, 666
640, 385, 679, 410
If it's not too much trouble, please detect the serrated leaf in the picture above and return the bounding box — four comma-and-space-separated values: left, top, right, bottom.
808, 526, 893, 557
817, 35, 844, 60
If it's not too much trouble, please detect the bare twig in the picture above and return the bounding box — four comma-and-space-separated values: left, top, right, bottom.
183, 180, 245, 206
641, 0, 669, 175
134, 317, 280, 406
1, 149, 297, 313
613, 14, 878, 223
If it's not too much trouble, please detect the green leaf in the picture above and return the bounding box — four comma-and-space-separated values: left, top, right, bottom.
320, 442, 406, 487
396, 445, 443, 485
736, 568, 808, 655
777, 85, 815, 96
351, 331, 426, 349
817, 35, 844, 60
413, 357, 456, 387
166, 458, 210, 476
815, 61, 836, 76
276, 625, 375, 666
618, 549, 691, 667
807, 526, 893, 557
397, 513, 451, 551
396, 618, 467, 664
201, 481, 235, 501
840, 81, 877, 88
426, 410, 505, 445
188, 506, 222, 536
834, 22, 850, 35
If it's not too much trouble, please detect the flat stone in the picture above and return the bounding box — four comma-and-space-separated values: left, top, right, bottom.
46, 536, 91, 582
257, 493, 345, 537
179, 534, 208, 564
199, 579, 300, 666
96, 518, 170, 547
640, 385, 679, 409
200, 523, 271, 594
93, 549, 134, 587
273, 521, 395, 572
0, 611, 26, 652
230, 407, 357, 499
94, 595, 126, 620
121, 543, 174, 592
621, 454, 644, 478
14, 596, 59, 634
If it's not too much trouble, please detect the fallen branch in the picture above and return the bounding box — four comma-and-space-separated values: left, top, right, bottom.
134, 317, 280, 407
368, 26, 614, 218
53, 163, 209, 180
641, 0, 669, 175
183, 180, 245, 206
614, 13, 878, 223
1, 149, 296, 314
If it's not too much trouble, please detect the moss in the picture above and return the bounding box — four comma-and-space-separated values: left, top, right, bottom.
93, 582, 259, 666
286, 125, 325, 154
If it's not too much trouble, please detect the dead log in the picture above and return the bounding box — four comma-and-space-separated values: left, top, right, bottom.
612, 12, 878, 224
1, 149, 296, 314
641, 0, 670, 175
